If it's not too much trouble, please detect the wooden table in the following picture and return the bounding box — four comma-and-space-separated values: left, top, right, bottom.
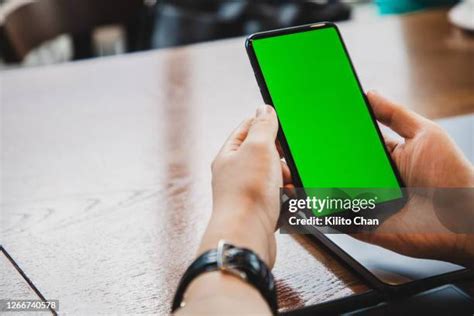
1, 9, 473, 315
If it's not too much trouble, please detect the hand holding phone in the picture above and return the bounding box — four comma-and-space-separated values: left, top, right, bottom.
356, 91, 474, 269
246, 22, 473, 288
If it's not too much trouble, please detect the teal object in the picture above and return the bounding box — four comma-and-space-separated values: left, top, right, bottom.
376, 0, 459, 14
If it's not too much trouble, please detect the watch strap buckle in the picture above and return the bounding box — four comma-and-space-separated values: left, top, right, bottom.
217, 239, 247, 280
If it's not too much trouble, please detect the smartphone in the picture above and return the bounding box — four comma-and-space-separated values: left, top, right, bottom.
246, 23, 469, 292
246, 22, 406, 218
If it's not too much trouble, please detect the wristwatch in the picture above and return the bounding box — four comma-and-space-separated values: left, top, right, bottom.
171, 240, 278, 314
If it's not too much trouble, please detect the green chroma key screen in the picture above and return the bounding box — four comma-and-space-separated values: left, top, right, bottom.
251, 26, 402, 197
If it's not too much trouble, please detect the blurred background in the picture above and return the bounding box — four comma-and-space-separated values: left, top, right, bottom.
0, 0, 462, 69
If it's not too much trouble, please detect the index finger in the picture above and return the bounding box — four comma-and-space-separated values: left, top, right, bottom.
367, 91, 425, 139
245, 105, 278, 145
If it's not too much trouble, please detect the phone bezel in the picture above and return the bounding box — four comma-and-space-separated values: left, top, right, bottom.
245, 22, 469, 291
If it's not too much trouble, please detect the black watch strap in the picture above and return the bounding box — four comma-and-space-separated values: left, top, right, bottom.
171, 240, 278, 314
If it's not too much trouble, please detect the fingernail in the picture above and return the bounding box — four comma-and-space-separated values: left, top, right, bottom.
256, 105, 272, 117
367, 90, 379, 96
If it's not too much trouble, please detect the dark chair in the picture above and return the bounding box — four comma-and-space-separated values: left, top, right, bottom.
0, 0, 153, 62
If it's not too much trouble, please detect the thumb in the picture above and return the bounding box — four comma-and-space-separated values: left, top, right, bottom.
245, 105, 279, 145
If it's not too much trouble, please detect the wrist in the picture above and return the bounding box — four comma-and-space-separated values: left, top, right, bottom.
174, 240, 276, 315
213, 195, 277, 236
198, 205, 276, 267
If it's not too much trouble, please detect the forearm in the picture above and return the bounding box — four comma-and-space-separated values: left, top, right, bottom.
174, 205, 275, 315
197, 204, 275, 266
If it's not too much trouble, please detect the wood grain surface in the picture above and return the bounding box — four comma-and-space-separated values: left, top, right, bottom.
1, 9, 473, 314
0, 249, 50, 315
